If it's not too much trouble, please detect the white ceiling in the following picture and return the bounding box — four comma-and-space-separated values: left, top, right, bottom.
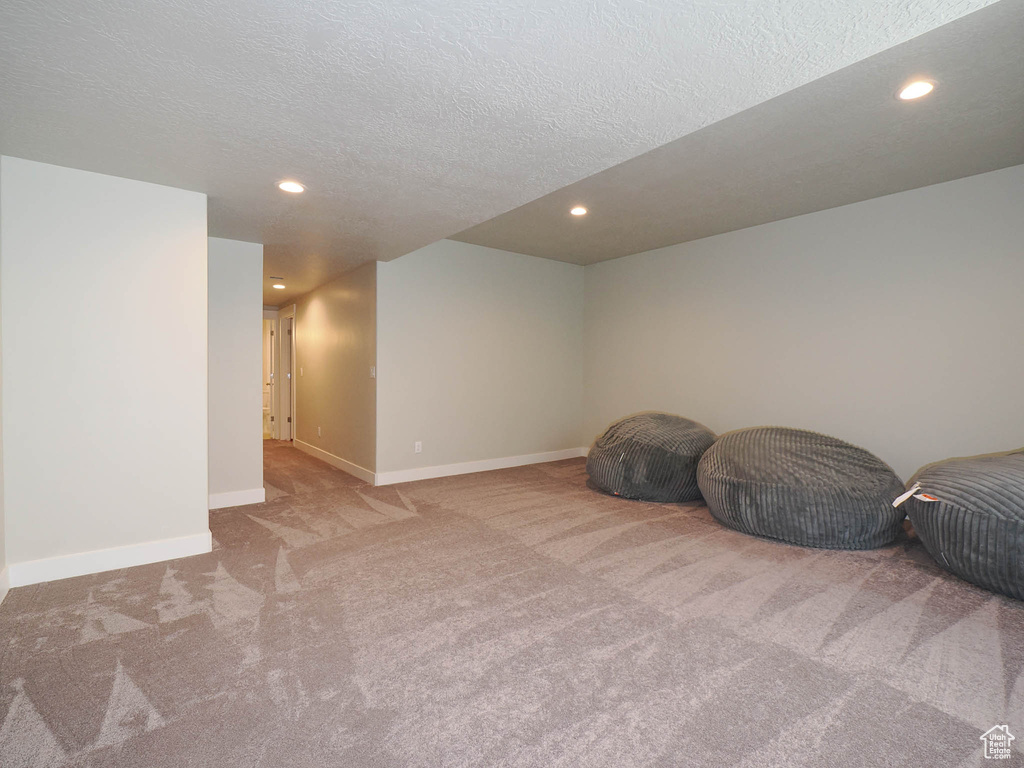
454, 0, 1024, 263
0, 0, 1000, 304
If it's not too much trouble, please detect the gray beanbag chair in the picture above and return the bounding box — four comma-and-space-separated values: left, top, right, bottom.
904, 451, 1024, 600
587, 413, 716, 502
697, 427, 906, 549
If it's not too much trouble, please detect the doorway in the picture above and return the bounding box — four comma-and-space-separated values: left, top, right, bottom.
262, 317, 276, 439
263, 306, 296, 442
279, 314, 294, 440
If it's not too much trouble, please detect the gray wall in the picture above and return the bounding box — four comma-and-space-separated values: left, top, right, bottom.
584, 164, 1024, 479
376, 240, 584, 473
0, 156, 209, 569
208, 237, 264, 502
0, 190, 5, 598
294, 262, 377, 473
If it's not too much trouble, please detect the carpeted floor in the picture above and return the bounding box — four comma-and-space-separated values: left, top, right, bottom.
1, 441, 1022, 767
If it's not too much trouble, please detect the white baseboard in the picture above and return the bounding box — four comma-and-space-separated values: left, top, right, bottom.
375, 446, 588, 486
209, 487, 266, 510
0, 566, 9, 606
7, 531, 213, 589
294, 439, 376, 484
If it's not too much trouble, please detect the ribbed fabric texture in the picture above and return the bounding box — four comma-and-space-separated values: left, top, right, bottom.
906, 451, 1024, 600
697, 427, 906, 550
586, 413, 716, 502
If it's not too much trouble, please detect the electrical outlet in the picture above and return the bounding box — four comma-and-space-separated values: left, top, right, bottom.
317, 426, 322, 438
370, 366, 376, 378
414, 441, 422, 454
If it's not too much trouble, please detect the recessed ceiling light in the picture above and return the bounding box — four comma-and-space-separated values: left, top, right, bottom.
278, 180, 305, 193
897, 80, 935, 100
570, 206, 588, 216
272, 284, 286, 289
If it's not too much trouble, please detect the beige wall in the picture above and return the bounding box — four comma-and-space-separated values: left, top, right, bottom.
376, 240, 584, 474
294, 262, 377, 473
0, 156, 209, 577
584, 163, 1024, 480
208, 237, 264, 504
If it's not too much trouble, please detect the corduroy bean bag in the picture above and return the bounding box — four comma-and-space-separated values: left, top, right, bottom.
586, 413, 716, 502
903, 451, 1024, 600
697, 427, 906, 549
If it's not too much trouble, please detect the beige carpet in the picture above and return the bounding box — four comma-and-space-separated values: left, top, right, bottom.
1, 441, 1022, 767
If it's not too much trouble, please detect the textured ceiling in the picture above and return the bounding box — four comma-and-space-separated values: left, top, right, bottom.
0, 0, 997, 305
454, 0, 1024, 264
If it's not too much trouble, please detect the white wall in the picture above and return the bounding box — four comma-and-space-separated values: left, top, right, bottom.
376, 240, 585, 478
0, 156, 210, 584
208, 237, 264, 508
584, 164, 1024, 480
294, 262, 377, 478
0, 205, 6, 602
